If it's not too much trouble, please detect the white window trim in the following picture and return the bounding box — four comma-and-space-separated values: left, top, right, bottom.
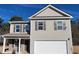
55, 20, 66, 30
23, 24, 28, 32
37, 21, 45, 31
57, 21, 63, 30
15, 24, 21, 33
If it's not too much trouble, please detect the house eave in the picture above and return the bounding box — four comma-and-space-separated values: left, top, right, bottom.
9, 21, 29, 24
29, 16, 73, 20
2, 33, 30, 39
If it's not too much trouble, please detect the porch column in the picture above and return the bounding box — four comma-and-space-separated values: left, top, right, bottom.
3, 38, 6, 53
19, 38, 21, 54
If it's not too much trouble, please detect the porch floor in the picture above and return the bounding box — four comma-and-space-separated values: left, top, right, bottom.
0, 45, 30, 54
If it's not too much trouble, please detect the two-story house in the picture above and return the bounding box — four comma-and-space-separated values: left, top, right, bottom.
2, 5, 73, 54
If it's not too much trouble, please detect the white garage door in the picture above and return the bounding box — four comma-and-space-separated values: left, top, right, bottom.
34, 41, 67, 54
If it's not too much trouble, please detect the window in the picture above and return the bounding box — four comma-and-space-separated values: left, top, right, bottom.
15, 24, 20, 32
38, 22, 44, 30
54, 21, 66, 30
35, 21, 46, 30
57, 21, 63, 30
23, 24, 30, 32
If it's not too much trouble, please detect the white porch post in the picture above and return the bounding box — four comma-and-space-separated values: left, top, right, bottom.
3, 38, 6, 53
19, 38, 21, 54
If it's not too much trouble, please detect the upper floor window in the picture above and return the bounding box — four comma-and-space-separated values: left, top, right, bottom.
15, 24, 21, 32
23, 24, 30, 32
35, 21, 46, 31
54, 21, 66, 30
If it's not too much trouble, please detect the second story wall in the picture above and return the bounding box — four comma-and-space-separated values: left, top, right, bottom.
10, 21, 30, 34
10, 24, 14, 33
30, 19, 72, 40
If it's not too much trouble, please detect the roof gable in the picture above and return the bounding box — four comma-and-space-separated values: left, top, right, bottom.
36, 7, 63, 16
29, 5, 73, 19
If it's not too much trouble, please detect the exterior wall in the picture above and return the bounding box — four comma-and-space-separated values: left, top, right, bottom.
30, 19, 73, 54
10, 23, 28, 34
36, 8, 63, 16
10, 24, 14, 33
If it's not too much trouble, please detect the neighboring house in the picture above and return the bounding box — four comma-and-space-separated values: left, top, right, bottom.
2, 5, 73, 54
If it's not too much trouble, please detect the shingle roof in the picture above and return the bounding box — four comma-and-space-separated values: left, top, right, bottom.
9, 16, 23, 21
2, 33, 30, 39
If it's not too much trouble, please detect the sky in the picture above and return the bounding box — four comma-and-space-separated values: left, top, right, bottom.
0, 4, 79, 22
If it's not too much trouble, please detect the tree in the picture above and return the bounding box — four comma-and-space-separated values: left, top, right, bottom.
71, 18, 79, 45
0, 18, 3, 23
0, 23, 10, 35
0, 18, 3, 28
9, 16, 23, 21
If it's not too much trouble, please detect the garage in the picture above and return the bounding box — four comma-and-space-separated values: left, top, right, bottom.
34, 41, 68, 54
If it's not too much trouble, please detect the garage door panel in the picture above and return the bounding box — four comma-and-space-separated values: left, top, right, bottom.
34, 41, 67, 54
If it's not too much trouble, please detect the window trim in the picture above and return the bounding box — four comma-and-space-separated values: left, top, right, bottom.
14, 24, 21, 33
54, 20, 66, 30
23, 24, 29, 32
37, 21, 44, 30
56, 21, 63, 30
35, 21, 46, 31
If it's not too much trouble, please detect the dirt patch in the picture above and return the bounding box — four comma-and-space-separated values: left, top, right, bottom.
0, 45, 3, 53
73, 45, 79, 54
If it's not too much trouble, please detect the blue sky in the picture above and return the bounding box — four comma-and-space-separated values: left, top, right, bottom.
0, 4, 78, 22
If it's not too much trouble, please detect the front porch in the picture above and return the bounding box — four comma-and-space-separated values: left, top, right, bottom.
2, 33, 30, 54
